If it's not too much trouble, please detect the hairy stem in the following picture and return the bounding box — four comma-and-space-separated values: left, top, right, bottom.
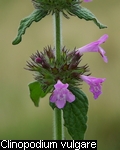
53, 12, 64, 140
54, 12, 62, 62
53, 108, 64, 140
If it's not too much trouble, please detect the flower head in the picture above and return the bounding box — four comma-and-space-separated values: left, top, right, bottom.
76, 34, 108, 63
80, 75, 106, 99
50, 80, 75, 109
26, 45, 107, 103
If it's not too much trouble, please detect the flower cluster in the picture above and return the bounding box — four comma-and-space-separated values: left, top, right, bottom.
50, 34, 108, 108
26, 46, 89, 92
26, 34, 108, 108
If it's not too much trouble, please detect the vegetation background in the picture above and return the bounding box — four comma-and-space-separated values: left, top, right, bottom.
0, 0, 120, 149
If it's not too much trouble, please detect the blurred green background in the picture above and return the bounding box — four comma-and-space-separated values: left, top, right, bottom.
0, 0, 120, 149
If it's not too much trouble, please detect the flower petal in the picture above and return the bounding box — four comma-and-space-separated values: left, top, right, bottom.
50, 91, 57, 103
54, 80, 68, 89
50, 80, 75, 109
76, 41, 99, 54
98, 34, 108, 44
66, 90, 75, 103
76, 34, 108, 63
83, 0, 92, 2
55, 99, 66, 109
98, 47, 108, 63
80, 75, 106, 99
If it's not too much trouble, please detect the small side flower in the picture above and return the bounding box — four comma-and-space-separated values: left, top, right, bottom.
50, 80, 75, 109
83, 0, 92, 2
80, 75, 106, 99
76, 34, 108, 63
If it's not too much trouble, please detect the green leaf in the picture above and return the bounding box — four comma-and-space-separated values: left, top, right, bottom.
28, 81, 53, 107
28, 81, 45, 107
70, 6, 107, 29
63, 86, 88, 140
12, 9, 48, 45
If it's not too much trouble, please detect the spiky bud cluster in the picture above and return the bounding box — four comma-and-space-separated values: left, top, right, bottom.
31, 0, 82, 18
26, 46, 89, 91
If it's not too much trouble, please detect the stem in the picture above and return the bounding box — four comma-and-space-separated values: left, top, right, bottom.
53, 108, 64, 140
53, 12, 64, 140
54, 12, 62, 62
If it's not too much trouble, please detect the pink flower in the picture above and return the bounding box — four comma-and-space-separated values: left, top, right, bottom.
50, 80, 75, 109
80, 75, 106, 99
76, 34, 108, 63
83, 0, 92, 2
35, 57, 42, 63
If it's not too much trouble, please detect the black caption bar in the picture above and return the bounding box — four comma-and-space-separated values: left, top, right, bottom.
0, 140, 97, 149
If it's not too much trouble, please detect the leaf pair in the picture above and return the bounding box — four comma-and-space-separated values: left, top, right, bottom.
12, 6, 107, 45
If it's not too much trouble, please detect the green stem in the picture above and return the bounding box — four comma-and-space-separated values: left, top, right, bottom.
53, 12, 64, 140
53, 108, 64, 140
54, 12, 61, 62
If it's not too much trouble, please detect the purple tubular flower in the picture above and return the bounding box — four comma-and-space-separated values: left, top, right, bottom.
80, 75, 106, 99
50, 80, 75, 109
76, 34, 108, 63
83, 0, 92, 2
